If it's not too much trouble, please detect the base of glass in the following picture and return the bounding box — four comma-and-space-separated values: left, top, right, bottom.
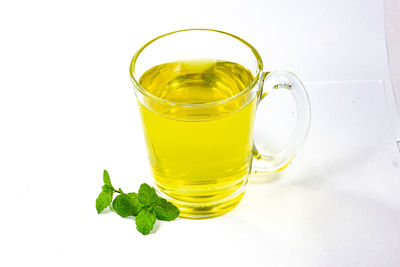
176, 192, 245, 219
154, 180, 247, 219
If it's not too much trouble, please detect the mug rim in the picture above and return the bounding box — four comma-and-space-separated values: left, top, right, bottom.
129, 28, 263, 107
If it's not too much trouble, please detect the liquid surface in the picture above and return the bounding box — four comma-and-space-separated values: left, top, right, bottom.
139, 59, 254, 104
138, 60, 257, 217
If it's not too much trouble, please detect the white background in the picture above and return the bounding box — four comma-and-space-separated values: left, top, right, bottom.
385, 0, 400, 113
0, 0, 399, 266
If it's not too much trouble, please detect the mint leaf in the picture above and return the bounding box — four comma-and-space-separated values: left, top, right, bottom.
96, 172, 114, 214
138, 183, 158, 206
102, 184, 113, 194
154, 198, 180, 221
112, 192, 141, 218
96, 189, 113, 214
136, 208, 156, 235
127, 192, 142, 216
103, 170, 113, 188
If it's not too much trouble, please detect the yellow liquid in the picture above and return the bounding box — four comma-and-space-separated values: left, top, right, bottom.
138, 59, 257, 218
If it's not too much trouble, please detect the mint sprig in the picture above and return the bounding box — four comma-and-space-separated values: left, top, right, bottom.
95, 170, 180, 235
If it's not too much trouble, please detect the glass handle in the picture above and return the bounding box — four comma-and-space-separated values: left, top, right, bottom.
251, 71, 311, 182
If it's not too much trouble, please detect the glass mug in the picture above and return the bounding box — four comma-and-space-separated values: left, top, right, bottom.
130, 29, 311, 219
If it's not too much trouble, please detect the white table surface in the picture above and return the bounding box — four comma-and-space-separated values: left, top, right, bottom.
1, 0, 399, 266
